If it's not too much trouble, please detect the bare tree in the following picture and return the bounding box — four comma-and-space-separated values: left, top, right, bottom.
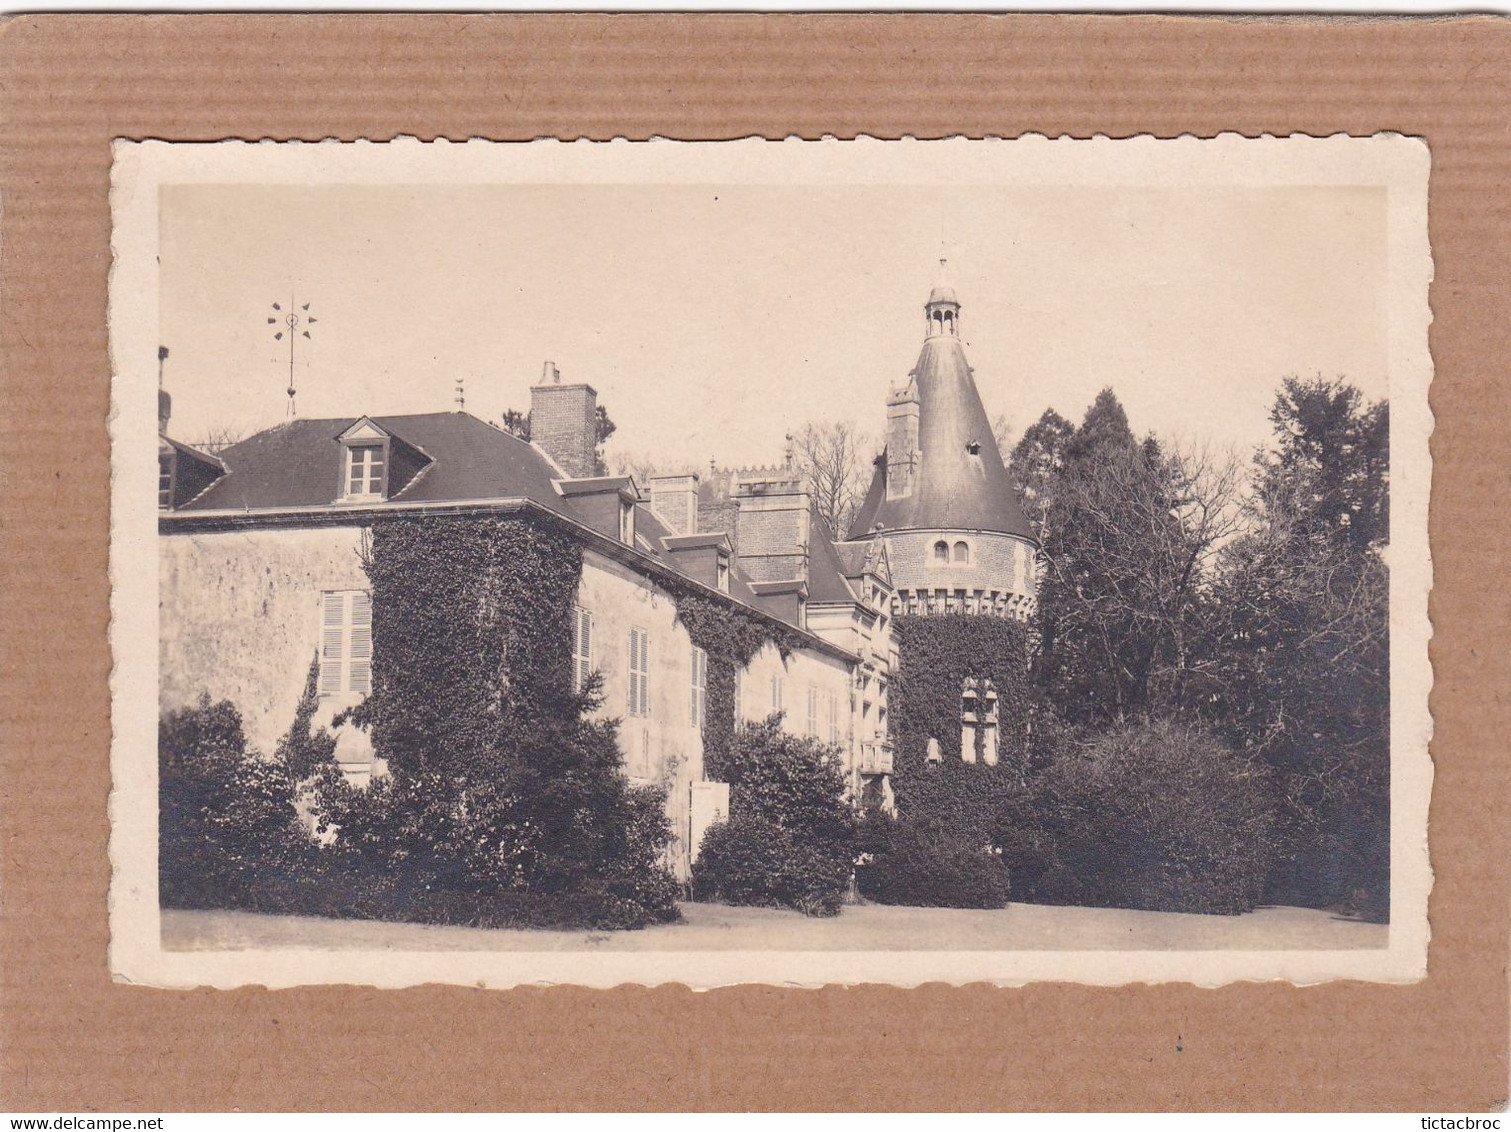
194, 424, 248, 456
604, 448, 664, 486
1037, 430, 1250, 721
990, 411, 1014, 463
791, 420, 872, 537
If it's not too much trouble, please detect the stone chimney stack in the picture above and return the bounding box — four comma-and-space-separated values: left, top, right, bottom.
647, 473, 700, 536
885, 379, 920, 500
530, 361, 598, 479
733, 473, 810, 585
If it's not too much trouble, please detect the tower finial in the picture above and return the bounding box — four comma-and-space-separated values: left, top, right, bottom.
925, 258, 961, 338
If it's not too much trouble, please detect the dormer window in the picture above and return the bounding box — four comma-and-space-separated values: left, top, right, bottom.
333, 417, 431, 506
619, 499, 636, 545
157, 436, 225, 512
966, 440, 982, 456
717, 556, 730, 593
345, 443, 386, 501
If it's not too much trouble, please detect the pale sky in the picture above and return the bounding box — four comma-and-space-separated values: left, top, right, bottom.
159, 182, 1387, 469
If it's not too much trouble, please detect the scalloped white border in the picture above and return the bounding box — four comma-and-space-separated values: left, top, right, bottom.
108, 136, 1433, 990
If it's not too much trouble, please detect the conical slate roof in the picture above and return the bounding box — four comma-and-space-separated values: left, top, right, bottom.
848, 329, 1035, 543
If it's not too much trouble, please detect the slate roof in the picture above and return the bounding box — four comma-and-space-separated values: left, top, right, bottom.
847, 334, 1036, 542
160, 436, 226, 470
805, 510, 860, 605
178, 413, 562, 513
172, 409, 773, 613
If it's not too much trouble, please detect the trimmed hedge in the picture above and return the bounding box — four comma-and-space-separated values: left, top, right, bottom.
691, 715, 856, 917
1009, 719, 1278, 915
856, 816, 1010, 909
695, 814, 854, 917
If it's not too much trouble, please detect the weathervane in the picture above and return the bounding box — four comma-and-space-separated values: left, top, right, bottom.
454, 376, 466, 413
269, 296, 317, 416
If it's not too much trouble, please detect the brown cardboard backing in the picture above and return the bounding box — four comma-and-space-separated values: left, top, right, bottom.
0, 13, 1505, 1112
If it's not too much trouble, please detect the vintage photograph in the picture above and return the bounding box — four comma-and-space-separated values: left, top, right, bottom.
109, 137, 1433, 989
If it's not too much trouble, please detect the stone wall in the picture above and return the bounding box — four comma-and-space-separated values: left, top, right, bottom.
159, 525, 368, 754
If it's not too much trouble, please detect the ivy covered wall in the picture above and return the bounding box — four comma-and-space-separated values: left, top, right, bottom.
887, 614, 1033, 837
352, 513, 583, 780
669, 588, 807, 782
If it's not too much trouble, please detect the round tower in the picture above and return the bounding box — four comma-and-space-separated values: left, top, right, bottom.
848, 265, 1038, 620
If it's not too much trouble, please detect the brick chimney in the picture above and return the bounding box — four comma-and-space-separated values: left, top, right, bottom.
647, 473, 700, 536
885, 378, 920, 500
732, 473, 810, 586
530, 361, 598, 479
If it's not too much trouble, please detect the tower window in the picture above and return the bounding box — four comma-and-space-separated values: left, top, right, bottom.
959, 677, 1000, 766
953, 540, 970, 564
966, 440, 982, 456
932, 540, 949, 564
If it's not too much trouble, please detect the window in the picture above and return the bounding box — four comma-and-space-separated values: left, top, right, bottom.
690, 646, 707, 728
953, 540, 970, 564
827, 693, 841, 745
627, 627, 650, 717
619, 500, 636, 545
932, 540, 949, 564
320, 590, 373, 696
345, 443, 385, 500
770, 675, 784, 714
716, 557, 730, 593
806, 686, 818, 736
959, 677, 1000, 766
571, 607, 593, 692
158, 452, 174, 510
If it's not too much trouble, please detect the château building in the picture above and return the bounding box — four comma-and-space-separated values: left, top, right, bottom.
155, 269, 1038, 877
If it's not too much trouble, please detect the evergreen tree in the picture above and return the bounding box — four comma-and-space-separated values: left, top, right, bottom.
1031, 389, 1243, 725
1211, 377, 1390, 917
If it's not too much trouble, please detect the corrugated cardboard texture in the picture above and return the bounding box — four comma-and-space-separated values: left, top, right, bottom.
0, 14, 1506, 1112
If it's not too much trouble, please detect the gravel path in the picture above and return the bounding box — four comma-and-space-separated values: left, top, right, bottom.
163, 900, 1387, 953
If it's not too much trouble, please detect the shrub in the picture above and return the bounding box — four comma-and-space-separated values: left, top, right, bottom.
691, 714, 856, 917
308, 711, 681, 931
159, 694, 315, 911
693, 814, 853, 917
856, 815, 1011, 909
1024, 719, 1277, 915
274, 653, 338, 782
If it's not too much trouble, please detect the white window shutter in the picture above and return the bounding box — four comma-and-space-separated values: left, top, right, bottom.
348, 592, 373, 694
320, 592, 346, 694
581, 609, 593, 691
627, 631, 636, 715
640, 631, 650, 717
628, 628, 646, 716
